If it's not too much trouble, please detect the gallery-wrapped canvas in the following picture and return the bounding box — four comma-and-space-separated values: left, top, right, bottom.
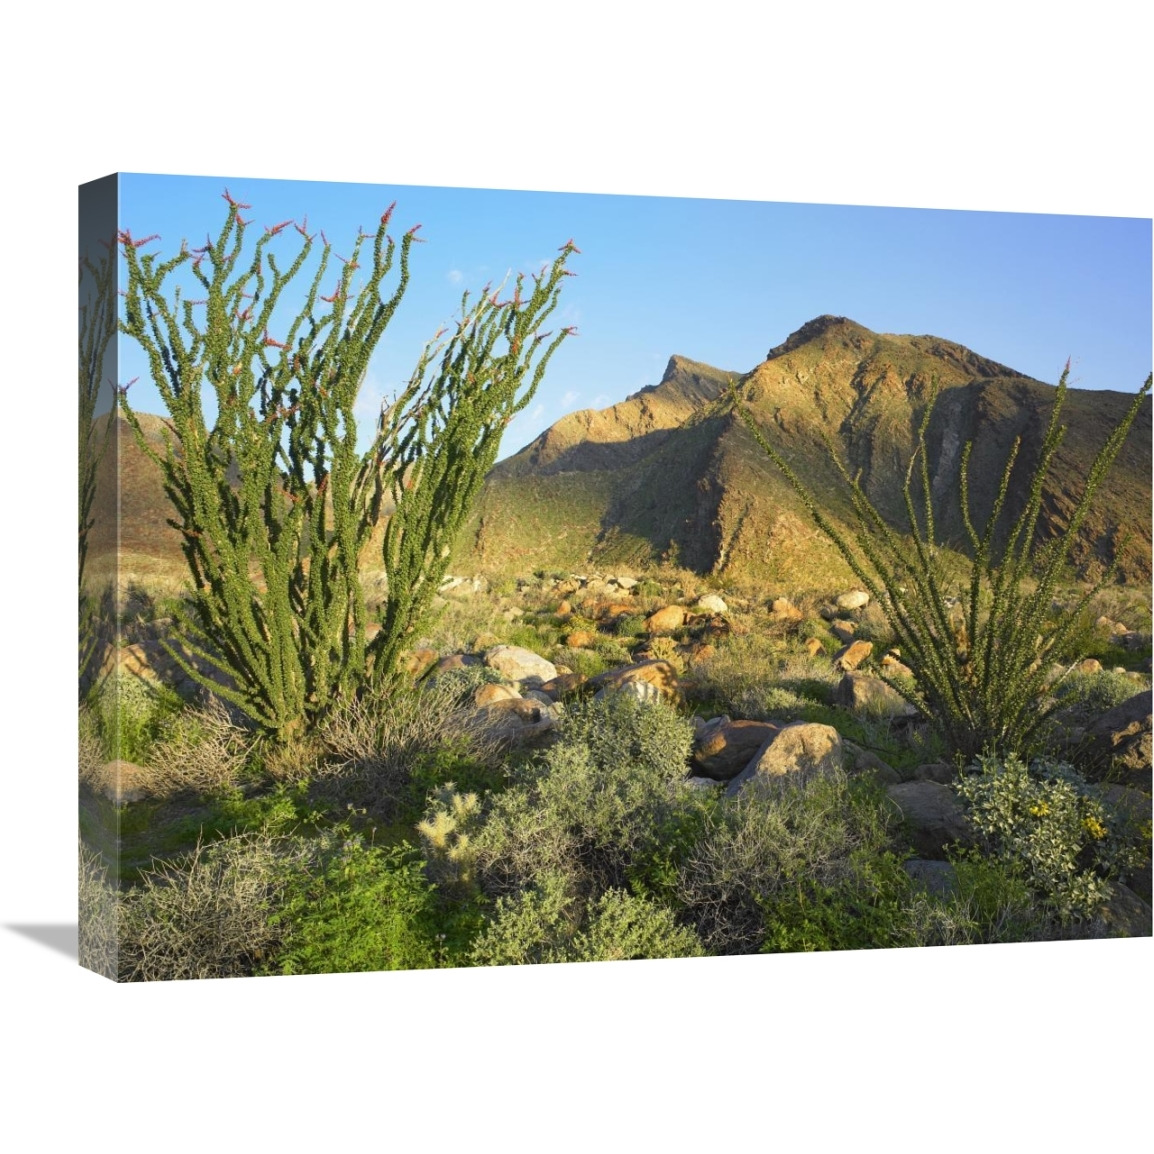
79, 172, 1152, 982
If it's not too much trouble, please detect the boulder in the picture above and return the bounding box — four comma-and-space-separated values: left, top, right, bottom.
836, 590, 870, 612
403, 648, 439, 679
433, 652, 481, 674
476, 697, 557, 744
555, 599, 573, 618
913, 762, 955, 785
1078, 692, 1152, 788
563, 630, 596, 649
885, 781, 972, 860
645, 605, 687, 634
1076, 658, 1103, 675
903, 859, 960, 900
483, 645, 558, 686
611, 576, 639, 591
841, 740, 901, 785
595, 601, 637, 622
770, 598, 804, 622
1097, 883, 1153, 938
587, 659, 681, 702
725, 723, 843, 797
473, 682, 520, 707
834, 672, 918, 719
539, 672, 588, 701
803, 637, 824, 657
595, 679, 665, 707
695, 594, 729, 615
830, 620, 857, 643
833, 640, 873, 672
693, 720, 780, 781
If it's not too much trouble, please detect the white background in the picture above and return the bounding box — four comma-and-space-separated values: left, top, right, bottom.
1, 3, 1150, 1149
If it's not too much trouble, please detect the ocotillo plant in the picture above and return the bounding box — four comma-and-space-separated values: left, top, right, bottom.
731, 365, 1152, 761
119, 193, 574, 737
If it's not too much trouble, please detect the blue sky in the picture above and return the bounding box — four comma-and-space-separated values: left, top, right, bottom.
115, 172, 1152, 461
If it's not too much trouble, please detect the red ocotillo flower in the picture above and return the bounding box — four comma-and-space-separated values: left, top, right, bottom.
265, 220, 293, 236
221, 188, 252, 209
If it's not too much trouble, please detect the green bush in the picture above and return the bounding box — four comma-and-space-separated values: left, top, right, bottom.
473, 694, 694, 894
953, 753, 1146, 924
266, 837, 441, 975
468, 873, 705, 966
676, 768, 899, 954
1051, 668, 1148, 718
94, 674, 185, 764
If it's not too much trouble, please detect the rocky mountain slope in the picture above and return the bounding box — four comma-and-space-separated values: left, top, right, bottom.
90, 316, 1152, 592
463, 316, 1151, 587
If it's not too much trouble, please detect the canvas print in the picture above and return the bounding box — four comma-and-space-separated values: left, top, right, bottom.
79, 173, 1152, 981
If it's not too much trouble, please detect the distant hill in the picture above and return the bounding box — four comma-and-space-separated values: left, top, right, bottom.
462, 315, 1152, 588
90, 316, 1152, 592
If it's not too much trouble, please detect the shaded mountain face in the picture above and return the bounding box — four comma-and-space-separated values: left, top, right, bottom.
464, 316, 1152, 587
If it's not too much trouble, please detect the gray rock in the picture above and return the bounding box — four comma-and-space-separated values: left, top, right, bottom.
695, 593, 729, 615
913, 762, 956, 785
693, 720, 780, 781
903, 859, 960, 899
885, 781, 972, 860
842, 740, 901, 785
1078, 691, 1152, 788
483, 644, 558, 686
836, 590, 870, 612
1097, 883, 1152, 938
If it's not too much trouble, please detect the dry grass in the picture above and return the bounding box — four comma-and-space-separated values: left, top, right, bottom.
312, 678, 506, 818
143, 697, 252, 796
78, 839, 119, 980
117, 831, 306, 981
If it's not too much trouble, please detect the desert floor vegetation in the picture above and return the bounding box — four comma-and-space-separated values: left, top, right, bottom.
80, 563, 1153, 981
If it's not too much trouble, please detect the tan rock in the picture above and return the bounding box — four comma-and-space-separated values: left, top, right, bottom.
404, 648, 439, 678
564, 630, 596, 649
836, 590, 870, 612
1076, 658, 1103, 674
587, 659, 681, 701
803, 637, 824, 657
725, 723, 844, 796
644, 605, 687, 634
833, 639, 873, 671
539, 672, 588, 700
473, 682, 520, 707
556, 599, 573, 618
770, 598, 804, 622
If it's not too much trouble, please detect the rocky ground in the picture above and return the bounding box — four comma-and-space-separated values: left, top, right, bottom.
87, 567, 1154, 938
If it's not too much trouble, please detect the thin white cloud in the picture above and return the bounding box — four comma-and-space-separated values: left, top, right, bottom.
592, 393, 610, 408
560, 390, 579, 408
447, 269, 464, 285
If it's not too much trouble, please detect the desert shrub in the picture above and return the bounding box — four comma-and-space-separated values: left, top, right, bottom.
733, 367, 1153, 760
953, 753, 1146, 924
265, 837, 441, 975
759, 849, 915, 953
592, 637, 634, 666
570, 889, 706, 961
468, 870, 577, 966
118, 831, 307, 981
464, 693, 695, 898
635, 579, 664, 599
554, 646, 612, 679
614, 614, 648, 639
78, 839, 118, 980
1050, 668, 1148, 718
468, 873, 705, 966
78, 705, 105, 793
314, 678, 502, 819
676, 768, 898, 954
145, 696, 253, 796
92, 673, 185, 765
